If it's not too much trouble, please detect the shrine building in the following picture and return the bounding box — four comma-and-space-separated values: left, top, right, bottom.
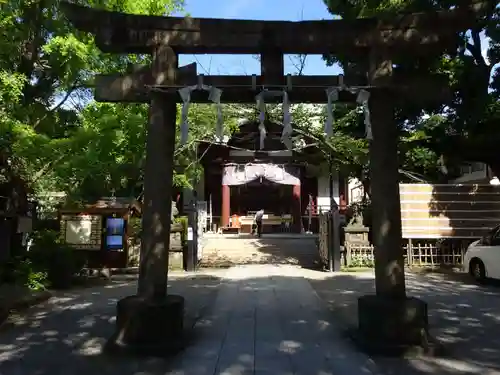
195, 119, 348, 234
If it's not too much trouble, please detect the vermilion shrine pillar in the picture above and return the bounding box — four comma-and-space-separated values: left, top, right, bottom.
221, 184, 230, 228
292, 184, 302, 233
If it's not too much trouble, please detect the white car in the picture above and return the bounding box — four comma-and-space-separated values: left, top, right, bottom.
464, 225, 500, 282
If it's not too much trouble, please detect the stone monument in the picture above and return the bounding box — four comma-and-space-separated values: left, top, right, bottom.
343, 205, 370, 265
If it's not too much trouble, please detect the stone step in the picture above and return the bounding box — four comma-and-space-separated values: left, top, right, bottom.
203, 237, 316, 248
200, 237, 320, 267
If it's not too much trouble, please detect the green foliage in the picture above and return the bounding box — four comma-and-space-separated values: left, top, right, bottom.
0, 0, 186, 203
0, 71, 25, 105
323, 0, 500, 175
347, 256, 374, 268
54, 102, 149, 200
15, 260, 48, 291
0, 257, 48, 291
0, 228, 83, 290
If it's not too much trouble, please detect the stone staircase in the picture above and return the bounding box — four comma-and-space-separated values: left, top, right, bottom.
199, 234, 320, 268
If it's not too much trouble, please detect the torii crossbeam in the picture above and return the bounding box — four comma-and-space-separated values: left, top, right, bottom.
94, 65, 450, 103
62, 1, 486, 55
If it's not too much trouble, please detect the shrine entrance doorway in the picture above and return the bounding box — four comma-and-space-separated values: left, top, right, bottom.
198, 120, 324, 235
231, 178, 296, 234
222, 163, 303, 233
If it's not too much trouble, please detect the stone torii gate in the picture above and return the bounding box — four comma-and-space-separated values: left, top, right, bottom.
62, 2, 484, 355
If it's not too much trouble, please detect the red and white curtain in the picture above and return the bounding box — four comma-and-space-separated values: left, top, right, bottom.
222, 163, 300, 186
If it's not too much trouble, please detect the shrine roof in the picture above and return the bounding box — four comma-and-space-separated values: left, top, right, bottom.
86, 197, 142, 213
199, 119, 317, 148
197, 119, 324, 166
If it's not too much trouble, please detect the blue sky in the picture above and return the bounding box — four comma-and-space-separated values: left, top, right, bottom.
175, 0, 342, 76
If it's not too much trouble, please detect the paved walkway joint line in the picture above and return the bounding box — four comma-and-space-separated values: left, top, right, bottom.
171, 265, 379, 375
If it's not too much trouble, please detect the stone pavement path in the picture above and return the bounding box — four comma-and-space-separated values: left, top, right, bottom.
0, 274, 222, 375
168, 265, 379, 375
0, 266, 379, 375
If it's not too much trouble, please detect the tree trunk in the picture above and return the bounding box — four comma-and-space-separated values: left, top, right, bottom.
18, 0, 46, 109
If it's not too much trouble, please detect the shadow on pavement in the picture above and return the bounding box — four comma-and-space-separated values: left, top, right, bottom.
309, 270, 500, 375
0, 268, 373, 375
0, 274, 221, 375
2, 266, 500, 375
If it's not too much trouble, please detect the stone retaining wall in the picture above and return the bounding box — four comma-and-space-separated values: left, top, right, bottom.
127, 230, 185, 269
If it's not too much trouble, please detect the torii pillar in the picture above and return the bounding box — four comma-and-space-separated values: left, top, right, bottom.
106, 45, 185, 355
355, 50, 429, 355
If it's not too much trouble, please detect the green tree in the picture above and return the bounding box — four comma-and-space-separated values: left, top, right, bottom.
0, 0, 185, 201
323, 0, 499, 177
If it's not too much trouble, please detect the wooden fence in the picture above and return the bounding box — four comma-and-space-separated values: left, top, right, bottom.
342, 239, 472, 268
317, 182, 500, 269
400, 183, 500, 239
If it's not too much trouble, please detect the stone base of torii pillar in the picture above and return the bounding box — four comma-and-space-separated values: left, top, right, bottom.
104, 294, 186, 357
351, 296, 442, 357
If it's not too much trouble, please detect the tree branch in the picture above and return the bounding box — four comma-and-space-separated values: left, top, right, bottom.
32, 152, 67, 182
289, 54, 307, 75
467, 29, 488, 67
32, 85, 82, 128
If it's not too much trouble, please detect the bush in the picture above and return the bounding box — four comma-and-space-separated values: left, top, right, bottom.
27, 230, 85, 289
15, 259, 48, 290
348, 257, 374, 268
1, 257, 48, 291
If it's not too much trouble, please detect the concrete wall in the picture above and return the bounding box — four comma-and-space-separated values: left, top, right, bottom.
127, 231, 184, 269
316, 172, 339, 212
451, 163, 490, 184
